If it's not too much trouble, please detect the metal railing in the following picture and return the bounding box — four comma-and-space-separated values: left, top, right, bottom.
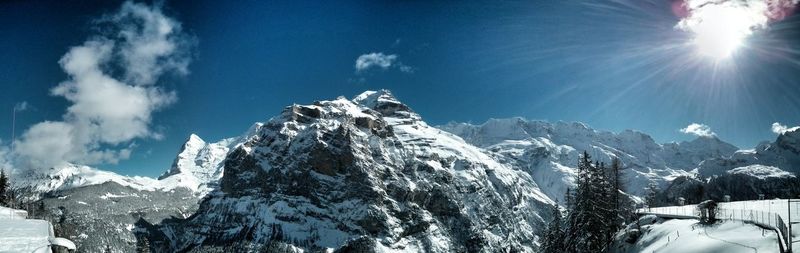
716, 208, 789, 252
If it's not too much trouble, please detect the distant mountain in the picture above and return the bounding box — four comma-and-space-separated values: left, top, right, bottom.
9, 133, 248, 252
148, 90, 555, 252
158, 123, 261, 195
437, 117, 800, 206
661, 136, 739, 171
12, 164, 164, 201
696, 129, 800, 178
438, 118, 737, 200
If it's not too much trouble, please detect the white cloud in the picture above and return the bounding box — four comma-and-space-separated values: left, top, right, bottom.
772, 122, 799, 135
12, 1, 192, 169
680, 123, 716, 137
355, 52, 397, 72
354, 52, 413, 73
0, 140, 11, 171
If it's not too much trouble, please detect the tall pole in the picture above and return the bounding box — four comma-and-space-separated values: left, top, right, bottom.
790, 199, 793, 253
9, 107, 16, 210
11, 107, 15, 151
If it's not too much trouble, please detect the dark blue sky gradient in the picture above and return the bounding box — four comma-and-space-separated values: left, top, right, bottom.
2, 0, 799, 176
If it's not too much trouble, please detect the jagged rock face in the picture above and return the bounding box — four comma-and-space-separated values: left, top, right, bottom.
154, 90, 554, 252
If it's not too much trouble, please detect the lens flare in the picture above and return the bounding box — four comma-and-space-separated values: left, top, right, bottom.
691, 6, 754, 59
677, 0, 771, 60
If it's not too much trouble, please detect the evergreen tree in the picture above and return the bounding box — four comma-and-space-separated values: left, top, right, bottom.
564, 151, 615, 253
607, 158, 627, 236
0, 169, 7, 206
104, 245, 113, 253
540, 205, 565, 253
564, 188, 574, 210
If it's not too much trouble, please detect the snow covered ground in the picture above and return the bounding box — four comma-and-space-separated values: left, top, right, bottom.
642, 199, 800, 251
612, 216, 781, 253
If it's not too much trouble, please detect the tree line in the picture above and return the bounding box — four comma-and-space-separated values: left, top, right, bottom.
540, 151, 635, 253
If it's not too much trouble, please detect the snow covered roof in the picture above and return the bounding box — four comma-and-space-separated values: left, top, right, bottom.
0, 207, 76, 253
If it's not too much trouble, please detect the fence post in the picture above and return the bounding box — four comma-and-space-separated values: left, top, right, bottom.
789, 199, 793, 253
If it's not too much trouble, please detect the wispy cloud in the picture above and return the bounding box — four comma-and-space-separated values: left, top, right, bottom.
12, 1, 193, 169
354, 52, 413, 73
13, 102, 28, 112
680, 123, 716, 137
772, 122, 799, 135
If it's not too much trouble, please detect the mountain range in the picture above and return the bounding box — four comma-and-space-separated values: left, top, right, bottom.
8, 90, 800, 252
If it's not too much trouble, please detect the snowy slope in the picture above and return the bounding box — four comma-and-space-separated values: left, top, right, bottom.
727, 165, 795, 179
438, 118, 724, 199
12, 164, 163, 200
611, 215, 781, 253
151, 90, 555, 252
632, 199, 800, 251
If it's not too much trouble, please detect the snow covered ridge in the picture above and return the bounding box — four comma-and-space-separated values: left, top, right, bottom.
695, 129, 800, 178
12, 130, 256, 199
149, 90, 555, 252
12, 164, 163, 199
438, 118, 740, 199
727, 165, 795, 179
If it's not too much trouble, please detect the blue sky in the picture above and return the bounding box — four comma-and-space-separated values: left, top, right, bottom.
2, 0, 800, 177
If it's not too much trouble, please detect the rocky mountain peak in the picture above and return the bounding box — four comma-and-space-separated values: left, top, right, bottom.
154, 90, 554, 252
352, 89, 419, 120
776, 128, 800, 155
159, 134, 208, 179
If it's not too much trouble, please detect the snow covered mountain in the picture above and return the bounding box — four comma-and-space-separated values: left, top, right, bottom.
157, 125, 260, 195
11, 129, 256, 200
695, 129, 800, 178
12, 164, 163, 201
8, 132, 250, 252
147, 90, 555, 252
438, 118, 738, 200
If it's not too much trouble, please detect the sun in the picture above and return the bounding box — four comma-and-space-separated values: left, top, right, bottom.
678, 2, 767, 60
692, 15, 745, 59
